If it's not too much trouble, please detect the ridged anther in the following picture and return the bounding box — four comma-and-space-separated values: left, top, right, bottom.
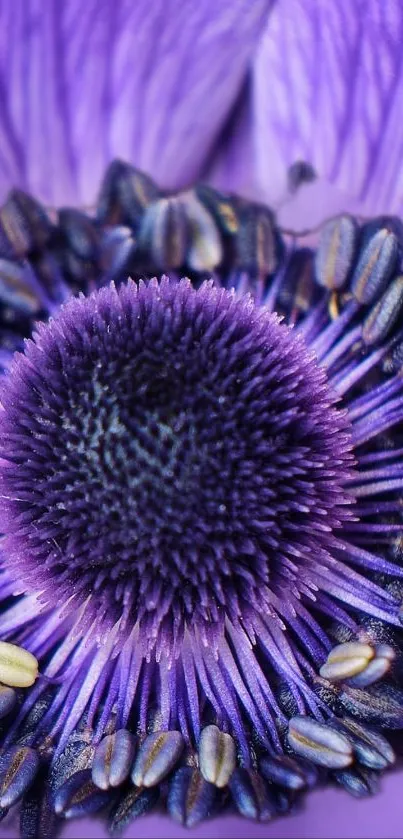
139, 197, 189, 269
58, 208, 100, 262
351, 228, 398, 304
0, 189, 51, 256
0, 684, 17, 719
0, 259, 41, 316
362, 275, 403, 346
315, 214, 357, 290
338, 683, 403, 728
330, 717, 395, 770
287, 716, 353, 769
333, 766, 379, 798
195, 184, 239, 236
167, 766, 216, 828
108, 785, 159, 835
96, 159, 159, 228
0, 641, 38, 689
235, 203, 279, 278
259, 754, 307, 790
131, 730, 184, 787
0, 746, 39, 808
92, 729, 136, 790
52, 768, 109, 818
319, 641, 375, 683
198, 725, 236, 788
279, 247, 318, 318
229, 768, 275, 822
345, 644, 395, 688
181, 193, 222, 272
99, 225, 135, 280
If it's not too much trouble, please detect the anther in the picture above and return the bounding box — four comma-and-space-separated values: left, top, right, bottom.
139, 197, 189, 269
319, 641, 375, 683
0, 189, 51, 257
259, 754, 307, 791
287, 716, 353, 769
351, 228, 398, 305
0, 641, 38, 688
167, 766, 217, 828
92, 729, 136, 790
339, 683, 403, 728
0, 747, 39, 808
235, 203, 279, 278
97, 159, 159, 228
108, 786, 158, 836
52, 769, 109, 819
229, 768, 275, 822
0, 685, 16, 719
315, 214, 357, 291
198, 725, 236, 788
362, 276, 403, 346
330, 717, 395, 770
131, 730, 184, 788
181, 193, 222, 272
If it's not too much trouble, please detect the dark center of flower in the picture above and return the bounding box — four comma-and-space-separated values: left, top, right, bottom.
0, 278, 354, 648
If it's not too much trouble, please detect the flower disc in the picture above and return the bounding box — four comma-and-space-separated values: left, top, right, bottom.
0, 277, 353, 655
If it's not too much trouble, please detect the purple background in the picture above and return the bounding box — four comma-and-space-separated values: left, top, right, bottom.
0, 772, 401, 838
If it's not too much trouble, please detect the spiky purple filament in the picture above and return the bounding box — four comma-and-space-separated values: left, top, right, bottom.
0, 278, 353, 659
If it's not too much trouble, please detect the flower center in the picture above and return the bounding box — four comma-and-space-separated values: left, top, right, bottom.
0, 278, 354, 648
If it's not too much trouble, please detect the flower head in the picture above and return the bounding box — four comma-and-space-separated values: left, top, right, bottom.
0, 163, 401, 834
1, 1, 403, 836
0, 276, 354, 659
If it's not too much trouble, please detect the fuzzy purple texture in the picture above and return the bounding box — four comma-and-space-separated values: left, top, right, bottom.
0, 277, 353, 653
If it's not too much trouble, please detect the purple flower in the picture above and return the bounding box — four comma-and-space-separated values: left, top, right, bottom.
210, 0, 403, 225
0, 2, 403, 838
0, 0, 273, 206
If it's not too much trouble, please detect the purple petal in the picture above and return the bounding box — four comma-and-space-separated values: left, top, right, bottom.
209, 0, 403, 221
252, 0, 403, 216
0, 0, 274, 207
205, 81, 258, 202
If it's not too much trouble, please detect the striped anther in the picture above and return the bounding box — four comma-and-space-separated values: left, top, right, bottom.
288, 716, 353, 769
0, 641, 38, 688
199, 725, 236, 788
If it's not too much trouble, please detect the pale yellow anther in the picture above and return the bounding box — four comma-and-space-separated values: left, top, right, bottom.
327, 642, 374, 664
320, 641, 375, 683
0, 641, 38, 688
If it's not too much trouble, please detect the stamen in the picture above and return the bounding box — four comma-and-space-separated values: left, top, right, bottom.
198, 725, 236, 788
0, 641, 38, 689
319, 642, 375, 682
92, 730, 135, 790
362, 274, 403, 346
0, 165, 401, 834
131, 731, 184, 788
327, 718, 395, 770
315, 214, 357, 291
52, 769, 109, 819
259, 755, 307, 791
96, 160, 159, 228
0, 747, 39, 809
167, 766, 217, 828
108, 786, 158, 835
350, 228, 398, 304
229, 768, 277, 822
287, 717, 353, 769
